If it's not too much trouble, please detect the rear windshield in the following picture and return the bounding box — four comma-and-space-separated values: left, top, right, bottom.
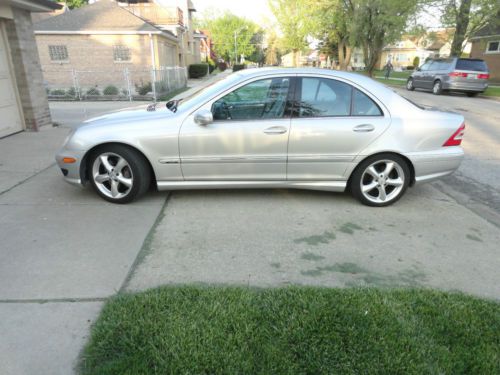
455, 59, 488, 72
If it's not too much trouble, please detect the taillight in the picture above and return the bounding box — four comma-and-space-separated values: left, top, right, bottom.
477, 73, 489, 79
448, 71, 468, 78
443, 122, 465, 147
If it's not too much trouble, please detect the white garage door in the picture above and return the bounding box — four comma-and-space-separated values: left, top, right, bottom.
0, 22, 23, 138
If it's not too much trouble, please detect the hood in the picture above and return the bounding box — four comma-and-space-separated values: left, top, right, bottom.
81, 103, 174, 127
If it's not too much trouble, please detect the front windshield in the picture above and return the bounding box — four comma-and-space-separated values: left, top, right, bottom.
176, 73, 242, 110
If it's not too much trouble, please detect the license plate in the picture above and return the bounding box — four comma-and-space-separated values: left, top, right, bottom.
467, 74, 477, 79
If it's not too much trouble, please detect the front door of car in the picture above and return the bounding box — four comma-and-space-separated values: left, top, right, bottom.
288, 76, 391, 180
179, 76, 293, 180
413, 61, 431, 88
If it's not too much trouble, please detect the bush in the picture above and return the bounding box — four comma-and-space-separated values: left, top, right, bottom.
103, 85, 119, 96
66, 87, 77, 98
412, 56, 420, 68
233, 64, 246, 72
207, 58, 216, 74
406, 66, 415, 70
218, 61, 227, 72
86, 87, 101, 96
50, 89, 66, 96
189, 64, 209, 78
135, 82, 152, 96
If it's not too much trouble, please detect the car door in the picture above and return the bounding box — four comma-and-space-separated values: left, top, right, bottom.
413, 61, 431, 88
179, 76, 293, 180
287, 76, 391, 180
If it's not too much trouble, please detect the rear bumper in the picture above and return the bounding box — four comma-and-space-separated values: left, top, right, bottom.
405, 148, 464, 184
443, 80, 488, 92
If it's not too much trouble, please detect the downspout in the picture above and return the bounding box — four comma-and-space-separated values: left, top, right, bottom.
149, 33, 157, 102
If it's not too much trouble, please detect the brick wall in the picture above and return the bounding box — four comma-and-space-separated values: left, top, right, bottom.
5, 8, 52, 131
36, 33, 179, 93
470, 37, 500, 82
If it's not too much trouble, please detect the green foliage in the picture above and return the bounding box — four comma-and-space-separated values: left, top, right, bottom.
135, 82, 152, 96
188, 64, 209, 78
232, 64, 246, 72
199, 12, 258, 63
103, 85, 119, 96
80, 286, 500, 374
66, 87, 76, 98
207, 58, 216, 73
217, 61, 228, 71
85, 87, 101, 96
413, 56, 420, 68
64, 0, 88, 9
50, 89, 66, 96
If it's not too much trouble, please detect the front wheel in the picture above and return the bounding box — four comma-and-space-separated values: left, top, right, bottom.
350, 154, 410, 207
88, 145, 151, 204
406, 78, 415, 91
432, 80, 443, 95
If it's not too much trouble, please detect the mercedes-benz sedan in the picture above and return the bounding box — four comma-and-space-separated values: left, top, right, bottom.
56, 68, 465, 207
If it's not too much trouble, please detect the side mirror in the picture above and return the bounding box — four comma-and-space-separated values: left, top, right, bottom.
416, 67, 421, 72
194, 109, 213, 126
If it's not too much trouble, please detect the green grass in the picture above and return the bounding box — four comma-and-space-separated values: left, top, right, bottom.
483, 86, 500, 97
80, 286, 500, 375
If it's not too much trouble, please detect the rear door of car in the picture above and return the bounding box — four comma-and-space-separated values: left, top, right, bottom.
287, 75, 391, 180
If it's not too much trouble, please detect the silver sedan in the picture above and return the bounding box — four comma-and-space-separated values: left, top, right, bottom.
56, 68, 465, 207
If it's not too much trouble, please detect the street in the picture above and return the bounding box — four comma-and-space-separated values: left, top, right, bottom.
1, 84, 499, 374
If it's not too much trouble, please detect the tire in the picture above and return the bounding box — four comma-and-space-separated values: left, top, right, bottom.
432, 80, 442, 95
466, 92, 478, 97
406, 78, 415, 91
88, 144, 151, 204
350, 154, 411, 207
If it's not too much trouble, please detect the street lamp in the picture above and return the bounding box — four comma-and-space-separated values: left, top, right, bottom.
234, 26, 248, 64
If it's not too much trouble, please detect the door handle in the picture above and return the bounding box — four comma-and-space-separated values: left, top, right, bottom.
264, 126, 287, 135
353, 124, 375, 132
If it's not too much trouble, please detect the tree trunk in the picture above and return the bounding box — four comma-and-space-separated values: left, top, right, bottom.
338, 39, 352, 71
338, 40, 345, 70
450, 0, 472, 56
292, 49, 300, 67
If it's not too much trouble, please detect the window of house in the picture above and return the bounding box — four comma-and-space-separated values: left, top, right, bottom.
486, 41, 500, 53
113, 45, 131, 62
48, 45, 68, 62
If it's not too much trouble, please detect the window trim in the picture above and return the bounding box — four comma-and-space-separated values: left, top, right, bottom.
48, 45, 69, 63
292, 76, 384, 119
485, 40, 500, 54
210, 76, 296, 122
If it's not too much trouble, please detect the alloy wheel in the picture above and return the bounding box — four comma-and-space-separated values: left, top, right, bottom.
92, 152, 134, 199
360, 160, 405, 204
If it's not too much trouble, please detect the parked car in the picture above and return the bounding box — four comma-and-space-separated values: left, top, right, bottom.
406, 57, 489, 96
56, 68, 465, 207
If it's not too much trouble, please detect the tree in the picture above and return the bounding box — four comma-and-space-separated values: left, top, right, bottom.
269, 0, 311, 67
52, 0, 87, 9
199, 12, 258, 64
440, 0, 500, 56
351, 0, 420, 77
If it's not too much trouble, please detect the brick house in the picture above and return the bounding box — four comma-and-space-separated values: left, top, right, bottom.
470, 22, 500, 82
1, 0, 61, 137
33, 0, 195, 97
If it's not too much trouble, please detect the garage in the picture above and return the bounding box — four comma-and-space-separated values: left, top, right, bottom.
0, 21, 23, 138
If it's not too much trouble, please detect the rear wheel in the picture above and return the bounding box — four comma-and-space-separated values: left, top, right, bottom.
432, 80, 443, 95
406, 78, 415, 91
88, 145, 151, 204
350, 154, 410, 207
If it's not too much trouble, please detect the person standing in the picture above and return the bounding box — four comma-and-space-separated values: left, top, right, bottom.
384, 60, 393, 79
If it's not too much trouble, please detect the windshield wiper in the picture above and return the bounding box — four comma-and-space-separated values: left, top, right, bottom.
166, 99, 182, 113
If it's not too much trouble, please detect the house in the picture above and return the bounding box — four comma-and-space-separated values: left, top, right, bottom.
470, 21, 500, 82
33, 0, 200, 97
0, 0, 61, 137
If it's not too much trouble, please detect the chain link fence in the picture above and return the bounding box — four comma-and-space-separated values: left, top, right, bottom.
43, 66, 187, 102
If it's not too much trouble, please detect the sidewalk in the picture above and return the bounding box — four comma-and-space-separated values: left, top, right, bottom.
0, 74, 221, 375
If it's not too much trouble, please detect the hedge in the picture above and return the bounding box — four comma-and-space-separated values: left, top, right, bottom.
233, 64, 246, 72
189, 64, 209, 78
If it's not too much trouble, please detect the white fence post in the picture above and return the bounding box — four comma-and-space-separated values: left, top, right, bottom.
151, 67, 157, 102
124, 67, 132, 102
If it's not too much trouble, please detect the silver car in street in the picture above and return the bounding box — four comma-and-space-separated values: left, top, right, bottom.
406, 58, 489, 96
56, 68, 465, 207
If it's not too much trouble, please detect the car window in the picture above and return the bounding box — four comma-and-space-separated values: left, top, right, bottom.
428, 61, 440, 70
419, 62, 432, 71
352, 89, 382, 116
298, 78, 352, 117
212, 77, 291, 121
455, 59, 488, 72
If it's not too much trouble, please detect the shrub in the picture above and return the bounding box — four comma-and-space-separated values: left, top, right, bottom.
189, 64, 209, 78
412, 56, 420, 68
66, 87, 77, 98
218, 62, 227, 72
233, 64, 246, 72
406, 66, 415, 70
207, 58, 216, 74
103, 85, 119, 96
86, 87, 101, 96
50, 89, 66, 96
135, 82, 152, 96
121, 89, 129, 96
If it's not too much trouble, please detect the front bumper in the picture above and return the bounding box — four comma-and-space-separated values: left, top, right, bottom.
55, 148, 86, 187
405, 148, 464, 184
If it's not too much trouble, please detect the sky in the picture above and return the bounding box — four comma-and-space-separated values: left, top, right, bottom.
193, 0, 276, 24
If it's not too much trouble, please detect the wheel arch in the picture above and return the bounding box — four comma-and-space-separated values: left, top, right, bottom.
347, 151, 416, 189
80, 142, 157, 187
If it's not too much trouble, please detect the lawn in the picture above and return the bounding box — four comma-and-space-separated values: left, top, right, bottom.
80, 286, 500, 375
